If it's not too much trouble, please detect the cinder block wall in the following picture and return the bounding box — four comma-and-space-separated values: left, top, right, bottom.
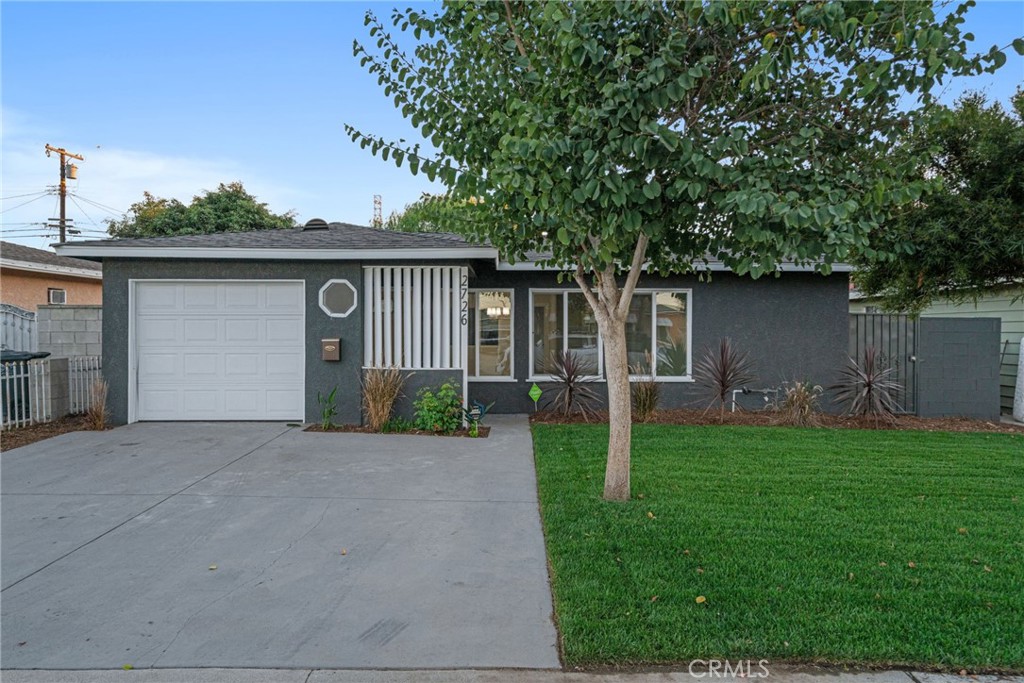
37, 305, 103, 358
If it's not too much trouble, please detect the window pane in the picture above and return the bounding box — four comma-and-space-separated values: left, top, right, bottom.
656, 292, 688, 376
475, 291, 512, 377
567, 292, 600, 375
533, 292, 563, 375
467, 292, 478, 376
625, 294, 653, 372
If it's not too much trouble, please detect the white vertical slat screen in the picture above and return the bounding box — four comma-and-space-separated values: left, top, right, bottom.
363, 266, 468, 369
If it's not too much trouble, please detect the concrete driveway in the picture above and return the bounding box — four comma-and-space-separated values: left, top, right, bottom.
1, 416, 559, 670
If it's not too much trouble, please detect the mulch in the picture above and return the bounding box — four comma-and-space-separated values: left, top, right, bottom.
0, 414, 98, 452
530, 408, 1024, 434
304, 424, 491, 438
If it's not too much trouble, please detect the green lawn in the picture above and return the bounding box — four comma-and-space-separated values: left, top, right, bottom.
532, 424, 1024, 670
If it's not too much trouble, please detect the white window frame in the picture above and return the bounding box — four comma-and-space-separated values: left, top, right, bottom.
528, 289, 604, 382
527, 288, 693, 383
318, 279, 358, 318
467, 289, 516, 382
628, 289, 693, 382
48, 288, 67, 305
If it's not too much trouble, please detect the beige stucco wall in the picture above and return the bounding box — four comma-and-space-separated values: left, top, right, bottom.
0, 267, 103, 312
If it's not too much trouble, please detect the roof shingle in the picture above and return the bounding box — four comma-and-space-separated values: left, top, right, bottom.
1, 241, 102, 271
61, 223, 483, 251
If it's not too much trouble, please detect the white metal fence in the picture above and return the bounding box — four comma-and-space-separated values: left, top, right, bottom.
70, 356, 103, 415
1, 304, 38, 353
1, 359, 50, 430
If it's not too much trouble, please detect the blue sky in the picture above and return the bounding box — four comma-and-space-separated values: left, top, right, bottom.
2, 1, 1022, 250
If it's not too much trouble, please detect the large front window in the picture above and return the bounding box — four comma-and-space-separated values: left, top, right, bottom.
468, 290, 513, 378
531, 291, 601, 376
530, 289, 690, 379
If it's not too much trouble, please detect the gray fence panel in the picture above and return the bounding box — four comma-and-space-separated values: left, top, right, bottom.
916, 317, 1001, 420
849, 314, 917, 414
0, 304, 38, 352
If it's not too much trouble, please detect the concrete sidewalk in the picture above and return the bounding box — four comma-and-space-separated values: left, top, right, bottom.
2, 667, 1021, 683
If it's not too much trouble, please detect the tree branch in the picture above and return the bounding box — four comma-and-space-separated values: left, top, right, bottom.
616, 233, 650, 318
503, 0, 532, 69
574, 262, 610, 328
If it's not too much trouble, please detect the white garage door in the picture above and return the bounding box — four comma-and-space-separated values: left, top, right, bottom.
134, 281, 305, 421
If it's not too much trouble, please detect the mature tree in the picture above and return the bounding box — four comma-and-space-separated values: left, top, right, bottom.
107, 182, 295, 238
384, 193, 481, 232
347, 1, 1016, 500
855, 88, 1024, 312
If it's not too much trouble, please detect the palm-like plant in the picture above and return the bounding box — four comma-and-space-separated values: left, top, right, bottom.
545, 349, 601, 421
694, 338, 757, 420
830, 346, 902, 421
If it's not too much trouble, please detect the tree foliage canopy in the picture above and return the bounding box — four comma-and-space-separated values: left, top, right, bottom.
348, 1, 1012, 276
855, 89, 1024, 312
384, 193, 482, 233
107, 182, 295, 239
347, 0, 1016, 500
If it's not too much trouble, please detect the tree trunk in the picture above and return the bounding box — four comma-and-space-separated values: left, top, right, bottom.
601, 317, 632, 501
573, 235, 649, 503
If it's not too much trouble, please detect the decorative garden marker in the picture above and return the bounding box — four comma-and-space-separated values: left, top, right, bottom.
529, 383, 542, 412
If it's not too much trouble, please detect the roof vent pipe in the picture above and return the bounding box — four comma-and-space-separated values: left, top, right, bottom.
303, 218, 329, 231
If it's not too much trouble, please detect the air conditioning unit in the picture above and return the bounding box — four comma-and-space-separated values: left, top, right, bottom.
48, 288, 67, 305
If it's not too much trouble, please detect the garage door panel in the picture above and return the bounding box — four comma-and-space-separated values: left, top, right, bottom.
135, 282, 304, 421
225, 319, 261, 343
266, 353, 302, 376
137, 318, 178, 344
182, 353, 218, 376
139, 353, 178, 377
266, 283, 304, 309
266, 390, 303, 414
183, 318, 219, 343
225, 353, 261, 377
183, 284, 220, 310
225, 284, 260, 308
136, 283, 178, 309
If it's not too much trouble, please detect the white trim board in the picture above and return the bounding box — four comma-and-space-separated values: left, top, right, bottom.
0, 258, 103, 279
54, 243, 853, 274
57, 245, 496, 261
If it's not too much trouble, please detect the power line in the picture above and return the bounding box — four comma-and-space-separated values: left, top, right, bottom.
68, 193, 123, 216
0, 192, 53, 214
68, 194, 100, 228
0, 191, 53, 201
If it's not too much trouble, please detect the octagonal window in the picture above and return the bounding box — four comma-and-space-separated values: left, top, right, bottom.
319, 279, 357, 318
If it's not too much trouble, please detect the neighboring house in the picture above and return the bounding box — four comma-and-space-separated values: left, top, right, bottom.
0, 241, 103, 311
56, 221, 851, 425
850, 285, 1023, 415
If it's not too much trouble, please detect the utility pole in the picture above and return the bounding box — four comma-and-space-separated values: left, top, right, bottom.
44, 144, 84, 243
372, 194, 383, 228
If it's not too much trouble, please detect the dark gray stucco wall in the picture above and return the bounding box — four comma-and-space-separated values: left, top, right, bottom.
465, 262, 850, 414
101, 259, 363, 425
101, 257, 850, 425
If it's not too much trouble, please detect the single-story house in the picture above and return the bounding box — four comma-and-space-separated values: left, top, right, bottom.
55, 221, 851, 425
1, 240, 103, 311
850, 285, 1023, 416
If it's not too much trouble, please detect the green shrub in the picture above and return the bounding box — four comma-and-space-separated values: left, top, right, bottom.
382, 416, 415, 433
413, 382, 463, 434
317, 387, 338, 430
